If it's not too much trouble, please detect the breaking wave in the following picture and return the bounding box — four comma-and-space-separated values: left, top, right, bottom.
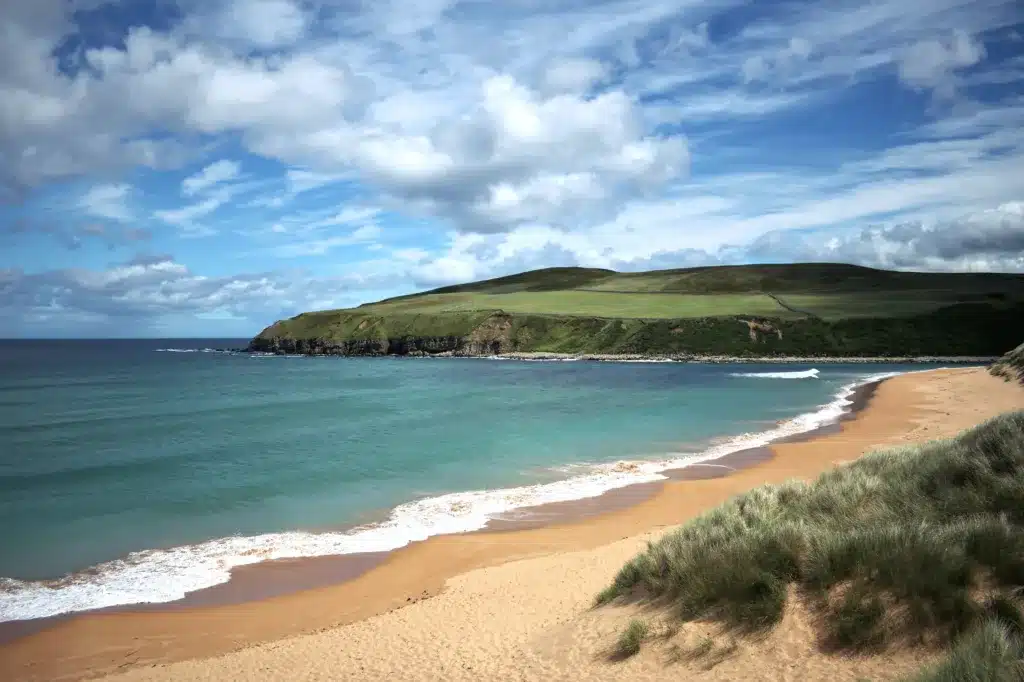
731, 368, 820, 379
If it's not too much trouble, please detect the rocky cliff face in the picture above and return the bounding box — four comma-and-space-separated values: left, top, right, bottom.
249, 335, 467, 356
249, 311, 520, 356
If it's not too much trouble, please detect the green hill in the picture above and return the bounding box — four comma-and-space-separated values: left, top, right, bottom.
250, 264, 1024, 358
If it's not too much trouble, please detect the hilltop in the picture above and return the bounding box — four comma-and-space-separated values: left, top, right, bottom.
250, 263, 1024, 358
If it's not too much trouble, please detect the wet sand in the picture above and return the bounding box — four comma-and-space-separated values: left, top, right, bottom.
1, 368, 1021, 681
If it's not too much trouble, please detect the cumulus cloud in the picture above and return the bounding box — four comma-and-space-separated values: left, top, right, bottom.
1, 3, 688, 238
248, 73, 690, 234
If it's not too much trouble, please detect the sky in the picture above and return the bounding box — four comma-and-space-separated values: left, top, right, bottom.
1, 0, 1023, 338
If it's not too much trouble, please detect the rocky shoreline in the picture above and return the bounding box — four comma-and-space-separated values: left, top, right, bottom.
241, 343, 994, 364
479, 352, 997, 364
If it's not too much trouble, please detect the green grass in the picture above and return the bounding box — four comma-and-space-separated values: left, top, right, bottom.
596, 412, 1024, 655
612, 619, 650, 660
359, 291, 792, 319
907, 619, 1024, 682
991, 343, 1024, 386
778, 292, 1004, 321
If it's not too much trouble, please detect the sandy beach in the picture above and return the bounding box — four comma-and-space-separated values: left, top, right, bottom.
3, 366, 1023, 682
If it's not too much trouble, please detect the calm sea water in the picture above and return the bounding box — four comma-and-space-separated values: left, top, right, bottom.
0, 339, 944, 622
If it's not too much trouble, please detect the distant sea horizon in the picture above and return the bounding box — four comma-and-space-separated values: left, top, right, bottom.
0, 338, 961, 623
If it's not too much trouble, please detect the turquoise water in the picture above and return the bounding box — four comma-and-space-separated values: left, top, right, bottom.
0, 339, 941, 621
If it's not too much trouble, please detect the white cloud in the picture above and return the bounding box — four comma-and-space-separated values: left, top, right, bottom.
898, 30, 986, 97
284, 169, 350, 195
78, 183, 133, 222
182, 160, 241, 196
542, 58, 610, 94
258, 204, 382, 236
741, 37, 813, 83
271, 224, 382, 257
154, 193, 229, 233
194, 0, 310, 49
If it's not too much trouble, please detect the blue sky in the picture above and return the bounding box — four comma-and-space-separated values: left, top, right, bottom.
1, 0, 1022, 338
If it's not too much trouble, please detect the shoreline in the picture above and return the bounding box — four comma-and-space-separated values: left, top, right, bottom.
454, 353, 994, 363
0, 371, 885, 635
4, 369, 995, 682
243, 349, 996, 363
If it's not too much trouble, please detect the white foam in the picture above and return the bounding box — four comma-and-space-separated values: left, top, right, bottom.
731, 368, 820, 379
154, 348, 232, 354
483, 356, 582, 362
483, 356, 676, 363
0, 369, 905, 623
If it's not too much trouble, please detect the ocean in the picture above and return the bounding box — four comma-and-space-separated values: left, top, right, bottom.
0, 339, 946, 623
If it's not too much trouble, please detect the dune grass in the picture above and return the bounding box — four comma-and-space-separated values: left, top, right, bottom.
612, 619, 650, 660
596, 411, 1024, 660
991, 342, 1024, 386
908, 619, 1024, 682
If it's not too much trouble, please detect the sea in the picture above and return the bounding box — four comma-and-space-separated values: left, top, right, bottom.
0, 339, 955, 623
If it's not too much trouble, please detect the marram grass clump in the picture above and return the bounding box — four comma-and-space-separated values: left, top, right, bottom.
612, 619, 650, 660
991, 342, 1024, 386
908, 618, 1024, 682
596, 411, 1024, 656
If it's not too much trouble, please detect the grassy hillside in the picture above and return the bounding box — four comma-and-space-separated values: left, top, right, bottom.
596, 411, 1024, 678
250, 264, 1024, 357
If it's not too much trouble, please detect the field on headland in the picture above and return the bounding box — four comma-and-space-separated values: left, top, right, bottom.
251, 263, 1024, 357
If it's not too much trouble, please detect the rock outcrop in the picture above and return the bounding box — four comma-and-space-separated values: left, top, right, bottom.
250, 335, 466, 356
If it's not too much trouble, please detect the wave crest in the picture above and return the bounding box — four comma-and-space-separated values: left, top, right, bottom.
731, 368, 820, 379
